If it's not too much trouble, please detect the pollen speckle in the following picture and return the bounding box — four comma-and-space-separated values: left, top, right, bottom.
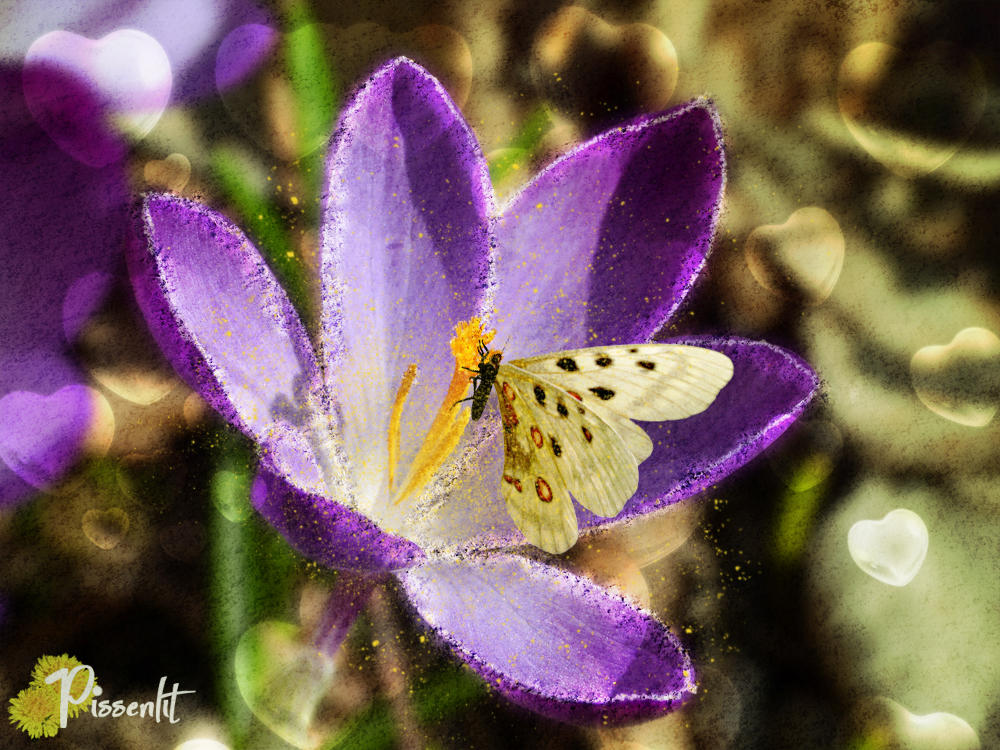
450, 317, 496, 370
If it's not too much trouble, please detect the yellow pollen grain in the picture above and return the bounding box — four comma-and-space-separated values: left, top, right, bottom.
387, 363, 418, 492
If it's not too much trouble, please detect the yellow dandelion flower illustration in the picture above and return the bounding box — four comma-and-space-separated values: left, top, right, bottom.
29, 654, 98, 718
8, 685, 61, 739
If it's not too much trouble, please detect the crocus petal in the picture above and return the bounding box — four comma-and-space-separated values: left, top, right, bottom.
320, 57, 492, 506
494, 100, 724, 355
399, 553, 695, 724
577, 337, 818, 530
252, 462, 425, 573
408, 411, 521, 553
0, 64, 125, 505
130, 194, 320, 448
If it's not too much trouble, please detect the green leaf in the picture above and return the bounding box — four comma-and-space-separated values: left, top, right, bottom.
772, 478, 827, 566
282, 0, 339, 195
207, 431, 301, 748
487, 105, 553, 186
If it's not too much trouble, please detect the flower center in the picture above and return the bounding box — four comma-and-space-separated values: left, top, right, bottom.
390, 317, 495, 505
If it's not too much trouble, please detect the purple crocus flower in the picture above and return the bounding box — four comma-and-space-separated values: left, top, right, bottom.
130, 58, 817, 723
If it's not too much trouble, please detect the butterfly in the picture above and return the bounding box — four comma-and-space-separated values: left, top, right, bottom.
462, 343, 734, 554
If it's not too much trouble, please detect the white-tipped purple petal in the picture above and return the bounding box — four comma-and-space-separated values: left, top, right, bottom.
495, 100, 724, 355
577, 337, 819, 530
252, 466, 425, 573
320, 57, 492, 506
130, 194, 320, 450
250, 419, 425, 572
398, 553, 695, 724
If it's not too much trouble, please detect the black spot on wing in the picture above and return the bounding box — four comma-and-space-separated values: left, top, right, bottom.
533, 385, 546, 405
637, 360, 656, 370
628, 347, 638, 353
556, 402, 569, 417
556, 357, 578, 371
595, 355, 612, 367
589, 386, 616, 400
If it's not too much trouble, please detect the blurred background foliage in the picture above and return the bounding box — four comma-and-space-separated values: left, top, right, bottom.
1, 0, 998, 748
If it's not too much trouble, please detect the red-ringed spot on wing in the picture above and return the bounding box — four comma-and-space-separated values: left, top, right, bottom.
504, 474, 524, 492
530, 426, 544, 448
501, 382, 516, 402
535, 477, 553, 502
582, 426, 593, 442
567, 390, 583, 401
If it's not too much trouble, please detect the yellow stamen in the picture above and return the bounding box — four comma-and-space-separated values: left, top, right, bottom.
387, 363, 418, 491
392, 318, 495, 505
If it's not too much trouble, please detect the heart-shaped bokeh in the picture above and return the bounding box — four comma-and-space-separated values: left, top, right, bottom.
0, 385, 93, 489
847, 508, 929, 587
89, 366, 179, 406
24, 29, 172, 166
857, 697, 981, 750
911, 327, 1000, 428
216, 23, 327, 161
234, 621, 337, 749
81, 507, 130, 550
838, 41, 986, 177
745, 207, 845, 304
143, 152, 191, 192
532, 5, 678, 131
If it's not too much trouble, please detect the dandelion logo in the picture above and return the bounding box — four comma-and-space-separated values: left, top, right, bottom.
8, 654, 99, 738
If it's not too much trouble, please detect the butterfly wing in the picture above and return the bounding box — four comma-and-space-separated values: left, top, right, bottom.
493, 367, 578, 554
510, 344, 734, 423
494, 364, 638, 553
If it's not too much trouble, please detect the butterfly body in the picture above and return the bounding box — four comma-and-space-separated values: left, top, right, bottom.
465, 343, 735, 554
467, 346, 503, 420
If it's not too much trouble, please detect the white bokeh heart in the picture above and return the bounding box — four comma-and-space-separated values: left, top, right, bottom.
24, 29, 172, 165
859, 697, 981, 750
847, 508, 929, 586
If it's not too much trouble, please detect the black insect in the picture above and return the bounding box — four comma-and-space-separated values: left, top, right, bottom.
456, 340, 503, 420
